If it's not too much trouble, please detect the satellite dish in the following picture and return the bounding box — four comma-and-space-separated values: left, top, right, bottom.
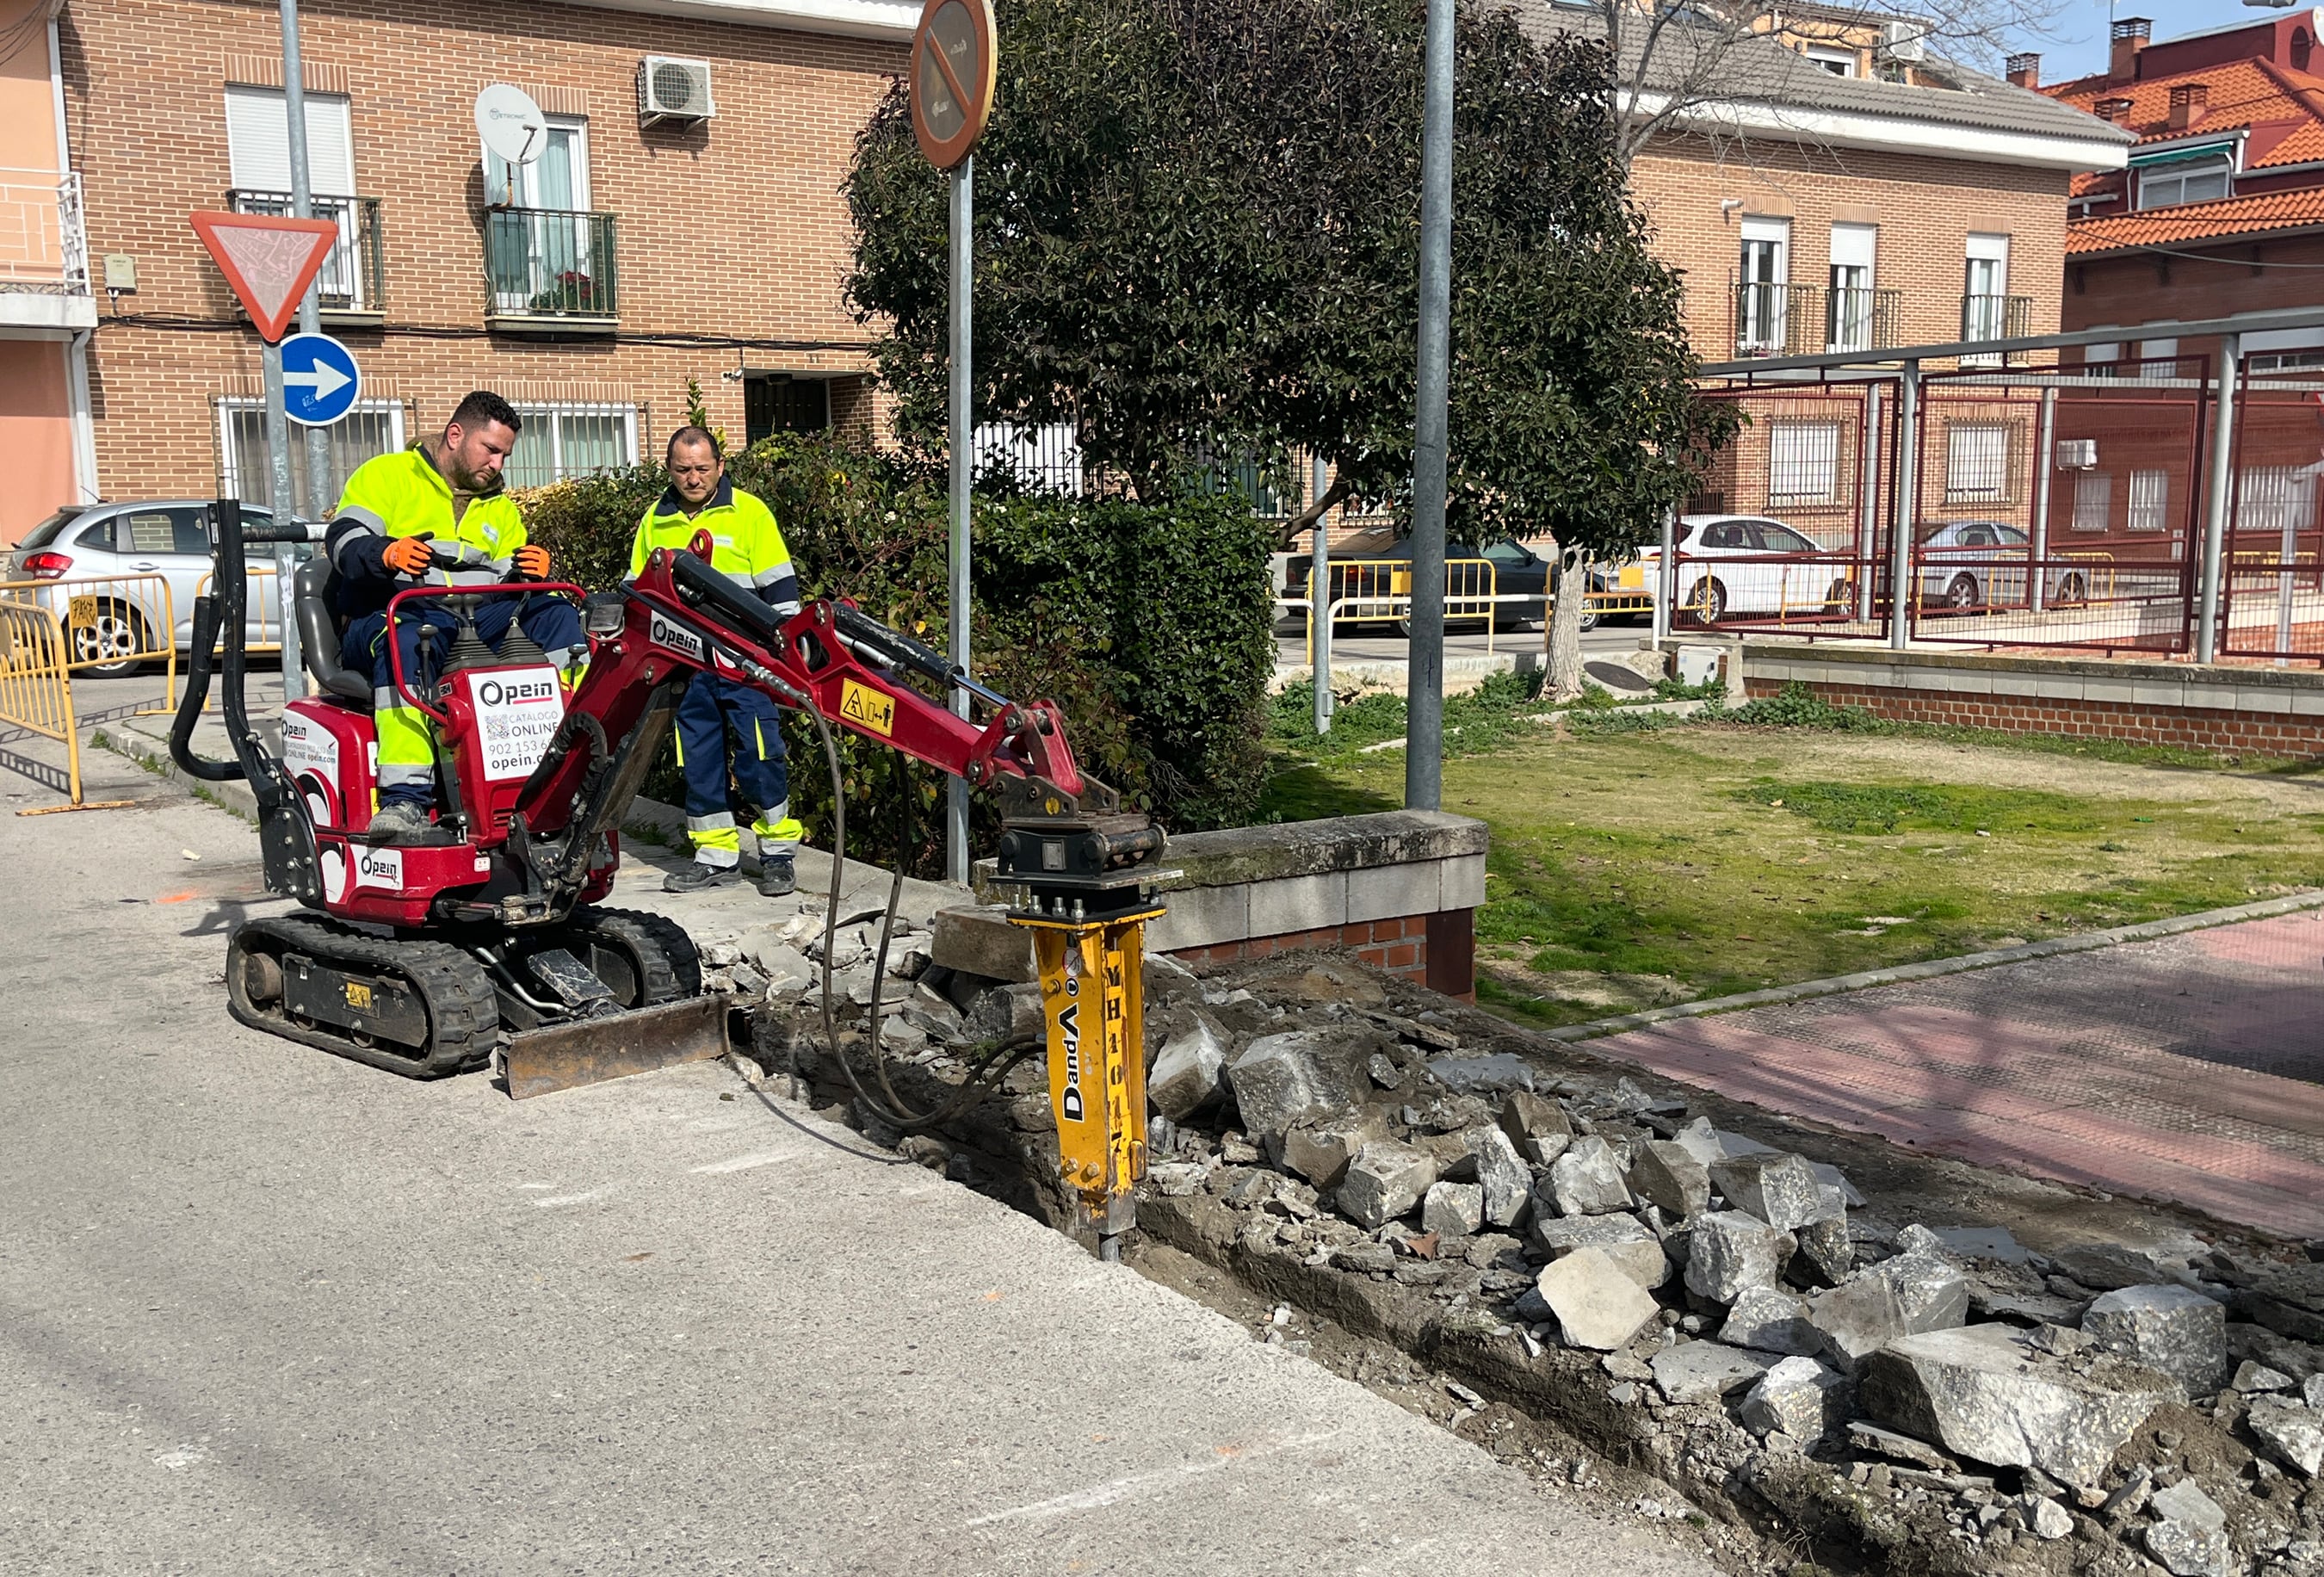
475, 83, 547, 165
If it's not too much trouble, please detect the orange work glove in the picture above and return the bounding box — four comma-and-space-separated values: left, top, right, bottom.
514, 544, 553, 578
381, 535, 433, 576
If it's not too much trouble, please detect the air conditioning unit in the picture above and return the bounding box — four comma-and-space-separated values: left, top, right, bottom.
2055, 439, 2098, 470
1879, 20, 1927, 62
639, 56, 714, 124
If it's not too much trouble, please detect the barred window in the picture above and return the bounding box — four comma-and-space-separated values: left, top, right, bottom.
217, 398, 404, 510
508, 405, 638, 490
2072, 472, 2113, 532
1943, 422, 2012, 505
2126, 469, 2168, 532
1766, 420, 1840, 507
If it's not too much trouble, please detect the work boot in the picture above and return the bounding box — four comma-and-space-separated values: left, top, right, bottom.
364, 801, 438, 845
663, 861, 739, 894
757, 855, 796, 899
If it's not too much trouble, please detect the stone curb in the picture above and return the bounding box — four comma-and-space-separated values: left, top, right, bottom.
1540, 887, 2324, 1045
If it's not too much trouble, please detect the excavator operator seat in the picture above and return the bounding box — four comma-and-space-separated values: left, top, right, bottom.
294, 554, 372, 705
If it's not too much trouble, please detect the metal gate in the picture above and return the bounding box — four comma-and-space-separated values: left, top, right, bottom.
2216, 362, 2324, 662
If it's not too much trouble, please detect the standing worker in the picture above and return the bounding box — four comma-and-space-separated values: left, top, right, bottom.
631, 425, 804, 895
327, 391, 584, 844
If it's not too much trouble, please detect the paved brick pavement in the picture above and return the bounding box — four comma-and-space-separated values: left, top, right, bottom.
1594, 909, 2324, 1240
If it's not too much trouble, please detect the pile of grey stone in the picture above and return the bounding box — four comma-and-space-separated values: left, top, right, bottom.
1124, 969, 2324, 1577
702, 906, 980, 1064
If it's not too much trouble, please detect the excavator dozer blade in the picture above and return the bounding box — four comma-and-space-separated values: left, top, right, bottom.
504, 994, 730, 1100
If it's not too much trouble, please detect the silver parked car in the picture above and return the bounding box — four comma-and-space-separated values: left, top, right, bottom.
7, 501, 308, 677
1914, 520, 2094, 611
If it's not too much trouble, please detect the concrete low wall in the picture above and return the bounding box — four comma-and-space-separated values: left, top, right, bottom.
936, 809, 1489, 999
1743, 641, 2324, 758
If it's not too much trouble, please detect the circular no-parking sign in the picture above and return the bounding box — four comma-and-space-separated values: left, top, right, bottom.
909, 0, 997, 170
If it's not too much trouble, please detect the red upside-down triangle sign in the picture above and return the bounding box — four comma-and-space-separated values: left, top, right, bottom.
189, 210, 341, 343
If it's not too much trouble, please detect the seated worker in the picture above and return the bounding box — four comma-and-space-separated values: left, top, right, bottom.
326, 390, 586, 844
629, 424, 804, 895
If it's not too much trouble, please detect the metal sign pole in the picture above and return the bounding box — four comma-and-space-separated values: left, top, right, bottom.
1405, 0, 1454, 813
946, 155, 973, 885
1311, 453, 1332, 734
274, 0, 313, 697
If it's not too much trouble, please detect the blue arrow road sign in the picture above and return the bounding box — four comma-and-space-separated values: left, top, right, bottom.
280, 332, 362, 427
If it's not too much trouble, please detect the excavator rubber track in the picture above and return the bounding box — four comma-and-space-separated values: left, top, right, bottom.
227, 912, 503, 1079
225, 906, 724, 1091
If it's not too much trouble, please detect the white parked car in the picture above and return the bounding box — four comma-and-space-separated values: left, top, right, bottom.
1644, 514, 1856, 627
1914, 520, 2093, 611
7, 501, 310, 676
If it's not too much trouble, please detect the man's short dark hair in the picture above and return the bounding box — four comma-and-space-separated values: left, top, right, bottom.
666, 425, 721, 464
448, 391, 521, 436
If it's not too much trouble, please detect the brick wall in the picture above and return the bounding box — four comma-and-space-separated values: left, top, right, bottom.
57, 0, 902, 500
2064, 232, 2324, 365
1165, 912, 1476, 1002
1747, 654, 2324, 761
1633, 132, 2073, 363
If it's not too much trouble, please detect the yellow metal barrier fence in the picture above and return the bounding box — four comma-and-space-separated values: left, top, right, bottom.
0, 598, 138, 812
0, 572, 178, 710
1300, 558, 1502, 664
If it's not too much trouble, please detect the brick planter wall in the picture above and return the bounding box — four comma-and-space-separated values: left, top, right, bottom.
1741, 643, 2324, 759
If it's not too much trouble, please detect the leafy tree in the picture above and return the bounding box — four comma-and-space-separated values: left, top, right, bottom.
844, 0, 1734, 597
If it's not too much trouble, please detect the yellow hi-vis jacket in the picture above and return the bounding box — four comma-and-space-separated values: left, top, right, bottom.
627, 478, 799, 616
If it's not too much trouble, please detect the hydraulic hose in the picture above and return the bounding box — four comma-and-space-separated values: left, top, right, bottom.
793, 683, 1036, 1131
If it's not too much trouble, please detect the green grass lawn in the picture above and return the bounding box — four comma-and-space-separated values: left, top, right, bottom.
1261, 683, 2324, 1027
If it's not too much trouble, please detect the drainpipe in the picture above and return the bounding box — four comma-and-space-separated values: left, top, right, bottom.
65, 329, 98, 504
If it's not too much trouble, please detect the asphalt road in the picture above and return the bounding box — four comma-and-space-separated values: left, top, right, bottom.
0, 743, 1713, 1575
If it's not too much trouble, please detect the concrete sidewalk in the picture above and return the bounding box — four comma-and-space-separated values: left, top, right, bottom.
1591, 908, 2324, 1242
0, 742, 1709, 1574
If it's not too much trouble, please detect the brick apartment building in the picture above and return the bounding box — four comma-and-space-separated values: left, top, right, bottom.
2044, 10, 2324, 373
10, 0, 919, 541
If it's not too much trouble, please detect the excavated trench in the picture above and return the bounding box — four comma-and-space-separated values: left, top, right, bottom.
734, 949, 2324, 1577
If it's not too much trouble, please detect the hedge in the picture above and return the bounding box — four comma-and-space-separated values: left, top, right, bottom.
520, 431, 1276, 874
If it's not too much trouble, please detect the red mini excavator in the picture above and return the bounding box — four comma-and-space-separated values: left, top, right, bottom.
173, 502, 1170, 1240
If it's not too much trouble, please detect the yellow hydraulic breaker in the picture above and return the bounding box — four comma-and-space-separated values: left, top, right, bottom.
1013, 901, 1164, 1257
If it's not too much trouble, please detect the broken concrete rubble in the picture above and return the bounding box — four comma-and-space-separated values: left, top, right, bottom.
1861, 1325, 2179, 1489
1274, 1107, 1389, 1190
1718, 1285, 1822, 1358
1650, 1340, 1775, 1406
1805, 1250, 1969, 1372
1425, 1052, 1534, 1094
1740, 1356, 1854, 1447
1546, 1135, 1632, 1217
1148, 1015, 1230, 1122
1464, 1125, 1531, 1229
1709, 1153, 1826, 1234
1625, 1139, 1711, 1220
1530, 1211, 1668, 1290
2247, 1395, 2324, 1477
2145, 1518, 2234, 1577
2082, 1283, 2229, 1396
1420, 1181, 1485, 1240
1496, 1090, 1572, 1166
1338, 1141, 1440, 1230
1684, 1210, 1789, 1305
1536, 1246, 1662, 1351
1225, 1030, 1367, 1141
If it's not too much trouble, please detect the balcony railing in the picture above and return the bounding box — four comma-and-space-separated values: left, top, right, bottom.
1732, 278, 1820, 357
1825, 285, 1901, 354
229, 190, 384, 318
0, 169, 90, 294
1960, 293, 2031, 343
485, 207, 618, 330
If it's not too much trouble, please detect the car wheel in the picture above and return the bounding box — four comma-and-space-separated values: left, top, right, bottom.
2057, 572, 2087, 607
1945, 573, 1981, 611
1683, 577, 1726, 628
1824, 578, 1856, 618
70, 600, 149, 677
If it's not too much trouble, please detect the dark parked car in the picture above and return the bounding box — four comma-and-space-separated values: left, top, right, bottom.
1299, 536, 1555, 633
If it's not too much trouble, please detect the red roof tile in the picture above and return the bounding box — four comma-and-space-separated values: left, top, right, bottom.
2047, 58, 2324, 167
2064, 186, 2324, 254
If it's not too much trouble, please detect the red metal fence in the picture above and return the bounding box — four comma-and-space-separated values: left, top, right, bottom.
1685, 351, 2312, 663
